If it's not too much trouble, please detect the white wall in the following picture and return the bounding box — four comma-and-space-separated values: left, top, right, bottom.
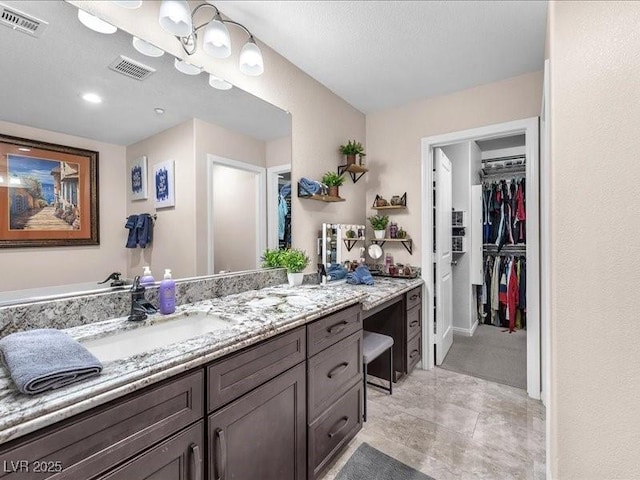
71, 1, 367, 273
212, 165, 258, 273
126, 120, 196, 280
0, 120, 127, 291
549, 2, 640, 478
266, 136, 292, 168
366, 71, 543, 267
194, 118, 267, 276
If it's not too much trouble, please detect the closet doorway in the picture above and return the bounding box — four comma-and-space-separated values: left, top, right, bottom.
421, 117, 541, 399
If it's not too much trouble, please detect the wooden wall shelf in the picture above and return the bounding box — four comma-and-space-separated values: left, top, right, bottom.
372, 205, 407, 211
300, 194, 345, 203
370, 238, 413, 254
338, 163, 368, 183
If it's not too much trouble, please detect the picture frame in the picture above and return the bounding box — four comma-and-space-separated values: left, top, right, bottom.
0, 133, 99, 248
127, 155, 148, 201
153, 160, 175, 209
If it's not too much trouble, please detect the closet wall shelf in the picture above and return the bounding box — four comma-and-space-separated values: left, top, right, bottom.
370, 238, 413, 255
338, 163, 368, 183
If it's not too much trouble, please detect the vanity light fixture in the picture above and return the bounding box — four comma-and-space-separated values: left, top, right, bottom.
133, 37, 165, 57
208, 74, 232, 90
82, 93, 103, 104
158, 1, 264, 76
174, 58, 202, 75
77, 9, 117, 35
111, 0, 143, 8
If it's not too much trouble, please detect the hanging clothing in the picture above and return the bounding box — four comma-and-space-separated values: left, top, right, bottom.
278, 194, 288, 241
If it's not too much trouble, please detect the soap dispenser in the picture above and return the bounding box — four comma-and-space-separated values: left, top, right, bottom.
140, 266, 155, 286
158, 269, 176, 315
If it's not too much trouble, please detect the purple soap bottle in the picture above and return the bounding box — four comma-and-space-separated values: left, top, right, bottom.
158, 269, 176, 315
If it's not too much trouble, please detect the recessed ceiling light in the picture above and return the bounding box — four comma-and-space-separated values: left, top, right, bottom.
174, 58, 202, 75
133, 37, 165, 57
17, 147, 31, 152
208, 74, 233, 91
111, 0, 143, 8
77, 9, 117, 34
82, 93, 103, 104
154, 108, 165, 115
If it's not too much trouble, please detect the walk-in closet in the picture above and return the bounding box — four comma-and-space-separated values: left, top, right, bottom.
430, 129, 538, 392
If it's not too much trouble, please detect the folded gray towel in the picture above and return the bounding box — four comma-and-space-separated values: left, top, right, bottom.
0, 329, 103, 395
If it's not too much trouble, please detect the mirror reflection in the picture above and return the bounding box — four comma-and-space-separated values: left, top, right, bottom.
0, 0, 291, 305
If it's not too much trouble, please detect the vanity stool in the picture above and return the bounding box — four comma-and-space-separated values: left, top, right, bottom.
362, 330, 394, 422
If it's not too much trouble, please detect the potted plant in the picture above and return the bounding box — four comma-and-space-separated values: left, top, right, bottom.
339, 140, 366, 166
397, 227, 407, 239
280, 248, 310, 286
321, 171, 345, 198
261, 248, 283, 269
345, 229, 356, 239
368, 215, 389, 239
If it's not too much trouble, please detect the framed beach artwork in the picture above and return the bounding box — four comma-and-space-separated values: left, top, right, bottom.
127, 155, 148, 201
0, 134, 99, 248
153, 160, 175, 209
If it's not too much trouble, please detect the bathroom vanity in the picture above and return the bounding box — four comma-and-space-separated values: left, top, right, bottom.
0, 277, 422, 480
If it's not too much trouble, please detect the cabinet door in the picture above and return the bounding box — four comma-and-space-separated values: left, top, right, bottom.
97, 422, 204, 480
208, 363, 306, 480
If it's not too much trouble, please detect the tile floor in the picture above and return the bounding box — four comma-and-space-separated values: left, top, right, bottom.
320, 368, 545, 480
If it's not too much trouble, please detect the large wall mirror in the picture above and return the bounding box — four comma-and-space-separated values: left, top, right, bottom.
0, 1, 292, 305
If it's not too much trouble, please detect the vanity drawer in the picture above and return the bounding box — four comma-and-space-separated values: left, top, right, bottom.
307, 331, 362, 422
307, 382, 362, 480
405, 286, 422, 311
0, 371, 203, 480
307, 304, 361, 357
406, 305, 422, 341
407, 334, 422, 373
207, 327, 305, 413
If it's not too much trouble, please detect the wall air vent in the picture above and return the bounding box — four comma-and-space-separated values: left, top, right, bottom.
0, 3, 48, 38
108, 56, 156, 81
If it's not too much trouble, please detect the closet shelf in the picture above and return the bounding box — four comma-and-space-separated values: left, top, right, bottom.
480, 164, 526, 178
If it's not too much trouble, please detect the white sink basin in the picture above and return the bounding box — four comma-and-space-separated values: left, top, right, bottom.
82, 313, 234, 362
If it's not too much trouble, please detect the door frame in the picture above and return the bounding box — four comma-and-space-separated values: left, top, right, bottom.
266, 163, 291, 249
420, 116, 541, 399
207, 154, 266, 274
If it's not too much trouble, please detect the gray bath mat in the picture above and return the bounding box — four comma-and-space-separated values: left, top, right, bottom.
335, 442, 435, 480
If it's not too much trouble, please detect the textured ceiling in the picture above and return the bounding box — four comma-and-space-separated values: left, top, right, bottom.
218, 1, 548, 114
0, 1, 290, 145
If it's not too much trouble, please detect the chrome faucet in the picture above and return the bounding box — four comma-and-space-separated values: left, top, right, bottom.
128, 276, 157, 321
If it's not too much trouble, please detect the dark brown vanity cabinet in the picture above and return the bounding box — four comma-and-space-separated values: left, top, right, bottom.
206, 327, 307, 480
306, 304, 363, 480
405, 286, 423, 374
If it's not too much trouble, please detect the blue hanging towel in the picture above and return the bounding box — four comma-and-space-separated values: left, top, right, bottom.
137, 213, 154, 248
125, 215, 139, 248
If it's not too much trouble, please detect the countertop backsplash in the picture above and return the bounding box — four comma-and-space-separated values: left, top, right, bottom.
0, 268, 288, 338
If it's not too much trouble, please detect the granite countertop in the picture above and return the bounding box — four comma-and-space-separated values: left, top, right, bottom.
0, 277, 423, 445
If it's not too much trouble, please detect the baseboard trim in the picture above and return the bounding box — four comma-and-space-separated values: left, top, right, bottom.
452, 320, 478, 337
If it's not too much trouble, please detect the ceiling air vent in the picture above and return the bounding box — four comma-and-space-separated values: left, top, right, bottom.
0, 3, 48, 38
108, 56, 156, 81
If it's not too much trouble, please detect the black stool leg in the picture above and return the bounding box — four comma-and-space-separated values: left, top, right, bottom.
363, 362, 368, 422
389, 346, 393, 395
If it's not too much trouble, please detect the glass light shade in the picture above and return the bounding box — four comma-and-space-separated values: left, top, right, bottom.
77, 9, 117, 34
158, 0, 192, 37
132, 37, 165, 57
202, 16, 231, 59
111, 0, 142, 8
174, 58, 202, 75
208, 74, 232, 90
239, 38, 264, 76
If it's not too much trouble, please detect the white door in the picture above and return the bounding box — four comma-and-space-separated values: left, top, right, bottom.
436, 148, 454, 365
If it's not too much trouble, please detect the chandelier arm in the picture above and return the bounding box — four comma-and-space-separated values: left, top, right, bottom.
219, 19, 253, 39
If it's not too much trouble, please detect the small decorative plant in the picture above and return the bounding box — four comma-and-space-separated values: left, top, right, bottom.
339, 140, 366, 166
280, 248, 310, 274
261, 248, 284, 269
321, 171, 345, 187
345, 229, 356, 239
397, 228, 407, 239
368, 215, 389, 230
339, 140, 366, 157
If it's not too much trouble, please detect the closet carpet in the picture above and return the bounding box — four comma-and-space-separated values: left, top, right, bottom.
440, 324, 526, 389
